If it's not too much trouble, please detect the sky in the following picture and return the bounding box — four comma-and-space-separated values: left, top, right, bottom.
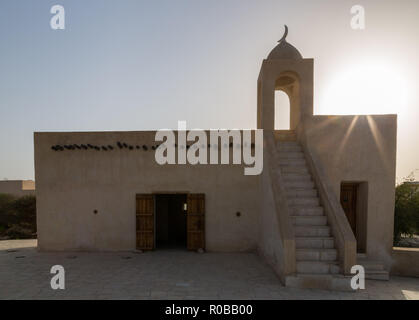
0, 0, 418, 181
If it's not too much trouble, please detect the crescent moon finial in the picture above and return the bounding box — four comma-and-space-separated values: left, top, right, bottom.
278, 25, 288, 43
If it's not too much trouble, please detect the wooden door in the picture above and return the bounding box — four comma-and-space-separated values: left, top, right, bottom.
187, 194, 205, 251
340, 184, 357, 235
136, 194, 155, 250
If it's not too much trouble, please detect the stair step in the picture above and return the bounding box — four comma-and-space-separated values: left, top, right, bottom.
277, 144, 302, 152
283, 173, 312, 182
277, 142, 299, 148
356, 260, 389, 280
296, 248, 337, 261
285, 274, 353, 291
365, 270, 390, 281
281, 166, 309, 174
357, 260, 385, 271
297, 261, 340, 274
284, 180, 315, 189
279, 152, 304, 159
277, 138, 297, 142
296, 237, 335, 249
288, 197, 319, 206
292, 215, 327, 226
279, 158, 306, 166
295, 226, 331, 237
287, 189, 317, 198
292, 206, 324, 216
274, 131, 297, 142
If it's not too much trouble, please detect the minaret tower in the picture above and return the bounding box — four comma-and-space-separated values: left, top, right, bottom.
257, 26, 314, 130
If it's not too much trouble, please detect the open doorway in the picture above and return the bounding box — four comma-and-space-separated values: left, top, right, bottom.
155, 194, 187, 249
136, 193, 205, 251
274, 90, 290, 130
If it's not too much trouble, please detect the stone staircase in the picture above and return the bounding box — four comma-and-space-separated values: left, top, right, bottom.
274, 131, 352, 291
357, 255, 390, 280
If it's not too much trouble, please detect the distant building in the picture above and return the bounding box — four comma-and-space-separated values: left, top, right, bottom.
0, 180, 35, 197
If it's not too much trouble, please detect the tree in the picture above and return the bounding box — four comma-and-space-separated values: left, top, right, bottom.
394, 176, 419, 245
0, 194, 36, 239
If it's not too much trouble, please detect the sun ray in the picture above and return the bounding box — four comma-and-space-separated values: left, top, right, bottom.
336, 115, 359, 157
366, 115, 391, 173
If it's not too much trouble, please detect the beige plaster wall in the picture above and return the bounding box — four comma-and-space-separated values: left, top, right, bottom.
391, 247, 419, 278
34, 131, 260, 252
0, 180, 35, 197
300, 114, 397, 265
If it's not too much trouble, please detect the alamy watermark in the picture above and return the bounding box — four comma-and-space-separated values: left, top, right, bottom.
50, 265, 65, 290
154, 121, 263, 176
49, 5, 365, 32
50, 5, 65, 30
351, 265, 366, 290
351, 5, 365, 30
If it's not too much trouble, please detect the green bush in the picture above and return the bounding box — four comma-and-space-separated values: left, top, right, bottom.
4, 225, 35, 239
0, 194, 36, 239
394, 178, 419, 245
0, 193, 16, 225
12, 195, 36, 228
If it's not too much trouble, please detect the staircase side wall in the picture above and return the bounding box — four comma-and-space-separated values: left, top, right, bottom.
258, 156, 287, 282
258, 137, 296, 282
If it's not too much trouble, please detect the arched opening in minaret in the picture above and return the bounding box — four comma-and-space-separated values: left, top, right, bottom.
274, 72, 300, 130
274, 90, 290, 130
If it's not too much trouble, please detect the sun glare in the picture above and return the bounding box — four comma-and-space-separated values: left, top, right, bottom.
319, 62, 408, 115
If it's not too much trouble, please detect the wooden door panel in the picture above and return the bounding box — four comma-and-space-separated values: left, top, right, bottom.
340, 184, 357, 235
187, 194, 205, 251
187, 215, 204, 231
136, 194, 154, 250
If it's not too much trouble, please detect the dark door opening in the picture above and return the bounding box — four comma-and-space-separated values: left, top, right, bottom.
340, 182, 368, 254
155, 194, 187, 249
341, 183, 357, 235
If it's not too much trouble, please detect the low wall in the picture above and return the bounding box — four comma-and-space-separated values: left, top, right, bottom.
391, 247, 419, 278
